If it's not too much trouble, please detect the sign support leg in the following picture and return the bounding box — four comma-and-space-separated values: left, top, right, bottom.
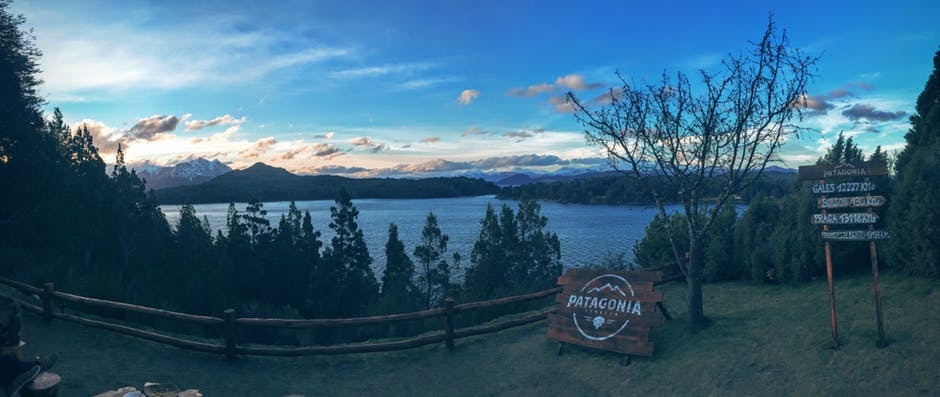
824, 240, 839, 349
870, 240, 887, 348
620, 354, 631, 367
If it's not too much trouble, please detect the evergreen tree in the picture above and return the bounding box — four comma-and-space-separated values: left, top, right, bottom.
242, 198, 271, 245
323, 188, 377, 316
888, 47, 940, 276
380, 223, 418, 313
465, 204, 507, 299
515, 198, 562, 290
413, 212, 450, 309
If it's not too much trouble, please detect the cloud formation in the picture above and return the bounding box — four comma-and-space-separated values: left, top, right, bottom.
329, 62, 436, 79
509, 73, 602, 97
504, 128, 545, 141
795, 83, 876, 116
420, 136, 441, 143
184, 114, 246, 131
349, 136, 390, 153
842, 104, 906, 121
238, 137, 277, 159
548, 96, 575, 113
313, 132, 335, 140
461, 127, 489, 136
126, 115, 180, 140
457, 89, 480, 105
75, 119, 124, 153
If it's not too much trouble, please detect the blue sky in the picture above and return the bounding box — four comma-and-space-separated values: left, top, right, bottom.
12, 0, 939, 176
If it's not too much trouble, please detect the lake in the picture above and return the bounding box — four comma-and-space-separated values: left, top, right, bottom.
160, 196, 681, 276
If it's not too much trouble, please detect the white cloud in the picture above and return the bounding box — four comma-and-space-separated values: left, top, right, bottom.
509, 73, 602, 97
184, 114, 247, 131
22, 6, 349, 97
329, 62, 436, 80
457, 89, 480, 105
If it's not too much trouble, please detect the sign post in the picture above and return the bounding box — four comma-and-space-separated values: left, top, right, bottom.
799, 160, 889, 349
547, 269, 663, 361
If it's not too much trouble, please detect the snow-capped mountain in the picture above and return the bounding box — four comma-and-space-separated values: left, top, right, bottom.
133, 158, 232, 190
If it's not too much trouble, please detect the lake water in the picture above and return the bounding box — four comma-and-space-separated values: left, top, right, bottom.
160, 196, 680, 276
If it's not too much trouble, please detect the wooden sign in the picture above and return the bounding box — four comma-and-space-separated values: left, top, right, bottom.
798, 160, 888, 180
817, 195, 886, 209
547, 268, 662, 357
811, 181, 877, 195
821, 230, 891, 241
811, 212, 879, 225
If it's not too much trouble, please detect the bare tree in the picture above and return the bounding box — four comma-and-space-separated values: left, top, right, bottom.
568, 17, 817, 328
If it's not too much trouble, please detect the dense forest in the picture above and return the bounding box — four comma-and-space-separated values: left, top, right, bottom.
497, 170, 795, 205
153, 162, 499, 205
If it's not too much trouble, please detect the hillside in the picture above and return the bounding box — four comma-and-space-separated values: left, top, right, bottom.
14, 272, 938, 395
497, 170, 797, 205
152, 163, 499, 204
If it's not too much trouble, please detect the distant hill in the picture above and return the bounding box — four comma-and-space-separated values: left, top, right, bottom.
494, 170, 620, 186
134, 158, 232, 190
152, 162, 499, 204
497, 168, 796, 205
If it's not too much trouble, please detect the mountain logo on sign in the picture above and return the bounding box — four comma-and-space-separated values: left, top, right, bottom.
586, 283, 628, 297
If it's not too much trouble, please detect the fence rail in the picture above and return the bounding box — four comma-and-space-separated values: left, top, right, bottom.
0, 277, 560, 359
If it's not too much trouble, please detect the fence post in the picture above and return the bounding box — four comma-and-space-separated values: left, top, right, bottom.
41, 283, 54, 324
444, 297, 455, 351
223, 308, 236, 360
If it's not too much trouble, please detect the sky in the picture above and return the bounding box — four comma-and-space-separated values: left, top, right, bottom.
11, 0, 940, 177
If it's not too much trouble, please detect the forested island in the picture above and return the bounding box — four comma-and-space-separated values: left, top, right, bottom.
496, 168, 796, 205
153, 162, 499, 205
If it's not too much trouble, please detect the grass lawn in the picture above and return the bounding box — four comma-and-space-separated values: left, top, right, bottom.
13, 272, 940, 396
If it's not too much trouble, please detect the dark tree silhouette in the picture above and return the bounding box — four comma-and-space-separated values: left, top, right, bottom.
567, 17, 816, 327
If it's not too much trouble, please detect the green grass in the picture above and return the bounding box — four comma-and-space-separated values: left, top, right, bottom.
15, 272, 940, 396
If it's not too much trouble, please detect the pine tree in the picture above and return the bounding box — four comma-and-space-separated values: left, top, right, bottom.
515, 198, 562, 290
323, 188, 377, 316
465, 204, 507, 299
413, 212, 450, 309
888, 47, 940, 276
380, 223, 418, 313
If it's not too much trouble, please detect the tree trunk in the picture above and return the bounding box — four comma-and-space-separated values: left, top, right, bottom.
687, 234, 705, 328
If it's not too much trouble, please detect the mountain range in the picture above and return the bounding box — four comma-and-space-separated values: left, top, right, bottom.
133, 158, 232, 190
152, 162, 499, 204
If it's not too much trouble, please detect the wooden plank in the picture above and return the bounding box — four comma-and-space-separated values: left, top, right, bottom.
557, 269, 662, 285
817, 195, 886, 209
52, 311, 225, 354
53, 290, 224, 326
821, 230, 890, 241
546, 324, 654, 356
811, 212, 879, 225
811, 181, 877, 195
546, 268, 664, 358
238, 307, 446, 328
452, 287, 561, 313
0, 277, 43, 295
548, 312, 652, 340
552, 307, 663, 328
555, 291, 663, 306
798, 160, 888, 180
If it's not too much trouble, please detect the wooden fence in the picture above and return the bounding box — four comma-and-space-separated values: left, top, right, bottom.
0, 276, 561, 359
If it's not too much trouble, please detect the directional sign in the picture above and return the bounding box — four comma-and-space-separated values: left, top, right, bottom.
812, 212, 879, 225
821, 230, 890, 241
811, 181, 877, 195
817, 195, 887, 209
799, 160, 888, 180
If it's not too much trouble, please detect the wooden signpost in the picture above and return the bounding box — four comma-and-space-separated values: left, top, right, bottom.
798, 160, 889, 348
547, 268, 663, 362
